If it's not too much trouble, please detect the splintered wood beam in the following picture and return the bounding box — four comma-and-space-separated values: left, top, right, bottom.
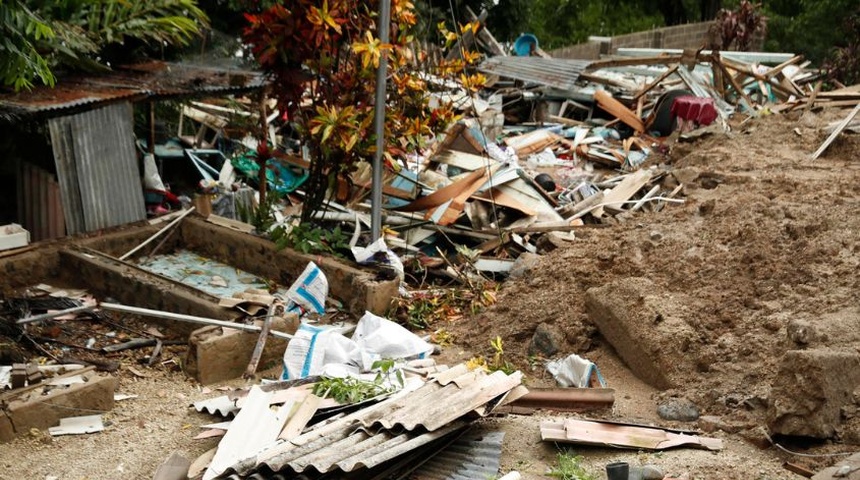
811, 102, 860, 160
712, 58, 756, 111
594, 90, 645, 133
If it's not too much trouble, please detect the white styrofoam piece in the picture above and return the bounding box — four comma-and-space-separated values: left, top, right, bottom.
0, 224, 29, 251
48, 415, 104, 436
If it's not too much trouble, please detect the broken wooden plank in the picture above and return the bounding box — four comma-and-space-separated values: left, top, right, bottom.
119, 207, 195, 261
805, 80, 823, 112
630, 185, 661, 212
783, 462, 814, 478
465, 7, 505, 57
594, 90, 645, 133
541, 418, 723, 451
592, 169, 653, 217
811, 103, 860, 160
243, 303, 276, 379
279, 394, 322, 440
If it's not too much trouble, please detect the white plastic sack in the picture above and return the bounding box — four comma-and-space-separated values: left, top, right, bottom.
546, 353, 606, 388
285, 262, 328, 315
143, 153, 166, 191
282, 312, 434, 380
281, 323, 328, 380
351, 237, 404, 284
352, 311, 434, 369
281, 323, 356, 380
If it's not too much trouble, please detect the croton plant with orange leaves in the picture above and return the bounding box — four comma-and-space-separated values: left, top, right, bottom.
243, 0, 484, 222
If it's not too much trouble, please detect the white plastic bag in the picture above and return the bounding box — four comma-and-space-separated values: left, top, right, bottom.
281, 323, 328, 380
351, 237, 405, 284
546, 353, 606, 388
352, 311, 434, 369
142, 153, 166, 191
285, 262, 328, 315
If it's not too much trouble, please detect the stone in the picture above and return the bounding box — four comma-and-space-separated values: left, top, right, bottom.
767, 349, 860, 439
739, 425, 772, 449
509, 252, 541, 280
657, 397, 700, 422
184, 313, 300, 385
641, 465, 665, 480
786, 319, 816, 345
528, 322, 565, 357
585, 278, 699, 389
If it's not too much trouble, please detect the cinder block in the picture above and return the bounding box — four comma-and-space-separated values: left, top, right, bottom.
2, 371, 117, 441
185, 314, 300, 385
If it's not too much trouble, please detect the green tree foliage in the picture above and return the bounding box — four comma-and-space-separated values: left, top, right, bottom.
0, 1, 56, 90
242, 0, 464, 223
764, 0, 859, 64
526, 0, 665, 48
0, 0, 209, 91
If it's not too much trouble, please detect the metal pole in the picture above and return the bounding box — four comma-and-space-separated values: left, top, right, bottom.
371, 0, 391, 241
17, 305, 96, 324
100, 302, 294, 340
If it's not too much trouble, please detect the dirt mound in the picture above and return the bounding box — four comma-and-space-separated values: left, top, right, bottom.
449, 111, 860, 439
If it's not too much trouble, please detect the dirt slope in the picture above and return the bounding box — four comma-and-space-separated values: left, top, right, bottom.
449, 109, 860, 469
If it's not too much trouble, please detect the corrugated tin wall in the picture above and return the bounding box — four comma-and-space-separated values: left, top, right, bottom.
17, 162, 66, 241
48, 102, 146, 234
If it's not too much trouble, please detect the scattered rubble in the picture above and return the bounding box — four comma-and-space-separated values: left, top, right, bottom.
1, 10, 860, 480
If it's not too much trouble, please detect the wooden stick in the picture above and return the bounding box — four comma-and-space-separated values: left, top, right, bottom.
630, 185, 661, 212
119, 207, 195, 261
711, 57, 755, 111
17, 305, 95, 324
811, 103, 860, 160
279, 394, 322, 440
244, 303, 276, 379
805, 81, 823, 112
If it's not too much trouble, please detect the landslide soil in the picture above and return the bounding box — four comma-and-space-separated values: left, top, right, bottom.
1, 111, 859, 480
449, 109, 860, 477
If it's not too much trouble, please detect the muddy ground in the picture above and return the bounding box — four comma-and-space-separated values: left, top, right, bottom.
1, 110, 859, 479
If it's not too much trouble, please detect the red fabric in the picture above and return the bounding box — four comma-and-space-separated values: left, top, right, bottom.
670, 96, 718, 126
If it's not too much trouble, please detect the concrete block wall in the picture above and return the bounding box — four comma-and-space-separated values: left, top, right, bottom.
551, 21, 713, 59
550, 21, 765, 60
549, 42, 603, 60
661, 23, 712, 49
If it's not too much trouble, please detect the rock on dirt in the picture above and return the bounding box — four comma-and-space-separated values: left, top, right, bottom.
768, 348, 860, 440
528, 322, 565, 357
585, 277, 700, 390
657, 397, 700, 422
509, 252, 541, 279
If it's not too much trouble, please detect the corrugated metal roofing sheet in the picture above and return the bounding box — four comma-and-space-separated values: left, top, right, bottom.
478, 56, 592, 91
220, 367, 523, 479
407, 427, 505, 480
47, 102, 146, 234
0, 61, 266, 119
